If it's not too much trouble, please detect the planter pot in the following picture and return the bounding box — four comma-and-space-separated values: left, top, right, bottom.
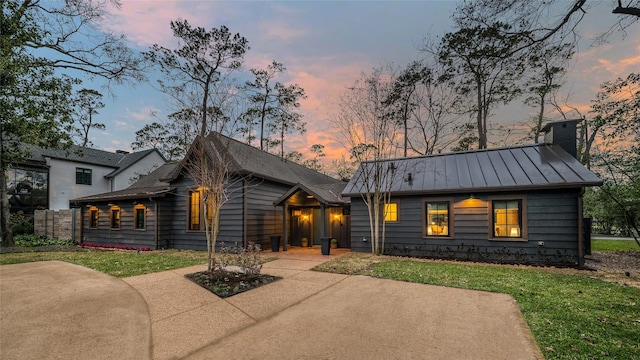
320, 237, 331, 255
270, 236, 281, 252
331, 243, 337, 249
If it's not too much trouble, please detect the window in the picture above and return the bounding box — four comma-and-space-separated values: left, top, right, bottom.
384, 203, 398, 222
134, 205, 146, 230
188, 190, 201, 231
492, 199, 523, 239
110, 206, 121, 229
76, 168, 92, 185
425, 201, 450, 236
89, 207, 99, 229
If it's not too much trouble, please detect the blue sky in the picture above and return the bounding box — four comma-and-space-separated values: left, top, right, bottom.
76, 1, 639, 160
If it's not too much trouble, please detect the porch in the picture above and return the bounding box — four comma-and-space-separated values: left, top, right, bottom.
266, 245, 351, 261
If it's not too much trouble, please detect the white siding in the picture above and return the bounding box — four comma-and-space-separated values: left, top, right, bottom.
111, 152, 165, 190
47, 158, 115, 210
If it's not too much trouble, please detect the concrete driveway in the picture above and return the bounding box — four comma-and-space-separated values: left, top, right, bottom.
0, 249, 542, 359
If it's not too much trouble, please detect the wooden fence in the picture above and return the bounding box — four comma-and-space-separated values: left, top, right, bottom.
34, 209, 81, 241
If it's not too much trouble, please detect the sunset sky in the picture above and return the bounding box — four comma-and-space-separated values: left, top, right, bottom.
78, 1, 640, 162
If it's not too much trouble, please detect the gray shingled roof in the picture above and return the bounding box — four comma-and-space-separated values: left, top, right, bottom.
106, 149, 162, 178
274, 182, 349, 206
206, 132, 342, 187
25, 144, 163, 176
342, 144, 602, 196
71, 163, 178, 203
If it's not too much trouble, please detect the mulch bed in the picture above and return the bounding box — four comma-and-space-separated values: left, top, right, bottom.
581, 250, 640, 288
185, 270, 281, 298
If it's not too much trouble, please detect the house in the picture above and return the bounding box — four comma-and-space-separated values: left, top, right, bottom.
342, 119, 602, 266
7, 144, 165, 213
71, 133, 350, 251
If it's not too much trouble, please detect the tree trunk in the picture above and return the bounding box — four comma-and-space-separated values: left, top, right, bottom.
476, 80, 487, 149
0, 150, 14, 246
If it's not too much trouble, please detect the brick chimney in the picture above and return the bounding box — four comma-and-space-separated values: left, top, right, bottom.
541, 119, 581, 158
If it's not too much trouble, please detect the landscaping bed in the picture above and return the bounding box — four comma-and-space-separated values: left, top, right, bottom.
185, 270, 280, 298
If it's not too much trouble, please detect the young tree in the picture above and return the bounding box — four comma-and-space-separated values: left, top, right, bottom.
334, 68, 403, 255
183, 134, 235, 271
1, 0, 144, 246
72, 88, 105, 147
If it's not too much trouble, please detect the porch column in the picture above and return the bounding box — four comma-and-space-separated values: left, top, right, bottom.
282, 204, 288, 251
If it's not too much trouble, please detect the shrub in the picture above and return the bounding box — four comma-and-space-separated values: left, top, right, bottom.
213, 242, 234, 272
237, 241, 263, 275
14, 234, 76, 247
10, 211, 34, 235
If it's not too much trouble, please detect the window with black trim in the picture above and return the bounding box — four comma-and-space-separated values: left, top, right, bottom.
76, 168, 92, 185
134, 205, 146, 230
384, 203, 398, 222
425, 201, 450, 236
89, 207, 98, 229
110, 206, 121, 229
492, 200, 522, 238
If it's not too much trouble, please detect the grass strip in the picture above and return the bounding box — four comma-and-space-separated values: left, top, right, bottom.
591, 239, 639, 252
0, 249, 208, 278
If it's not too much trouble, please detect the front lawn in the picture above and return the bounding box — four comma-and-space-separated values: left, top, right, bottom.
0, 249, 208, 277
315, 253, 640, 360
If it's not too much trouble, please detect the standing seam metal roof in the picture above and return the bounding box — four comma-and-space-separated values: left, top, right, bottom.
342, 144, 602, 196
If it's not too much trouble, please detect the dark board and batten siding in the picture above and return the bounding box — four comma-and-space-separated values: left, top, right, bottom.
244, 179, 287, 249
81, 199, 157, 249
169, 176, 286, 251
169, 176, 244, 251
350, 189, 582, 265
156, 197, 173, 249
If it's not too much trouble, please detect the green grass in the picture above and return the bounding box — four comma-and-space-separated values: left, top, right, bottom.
592, 239, 640, 251
372, 261, 639, 359
0, 249, 208, 277
315, 254, 640, 360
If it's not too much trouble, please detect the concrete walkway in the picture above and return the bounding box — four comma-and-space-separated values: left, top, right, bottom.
1, 248, 543, 359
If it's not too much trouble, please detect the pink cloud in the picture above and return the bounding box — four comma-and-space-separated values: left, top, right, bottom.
100, 1, 224, 48
282, 58, 373, 161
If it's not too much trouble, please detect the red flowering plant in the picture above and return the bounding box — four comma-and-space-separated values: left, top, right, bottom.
81, 243, 151, 252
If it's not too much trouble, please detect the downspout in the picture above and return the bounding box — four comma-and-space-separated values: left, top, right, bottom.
71, 208, 75, 243
243, 179, 247, 248
577, 187, 585, 268
153, 198, 159, 250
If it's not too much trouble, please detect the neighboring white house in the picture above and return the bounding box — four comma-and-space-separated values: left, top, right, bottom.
8, 145, 165, 212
